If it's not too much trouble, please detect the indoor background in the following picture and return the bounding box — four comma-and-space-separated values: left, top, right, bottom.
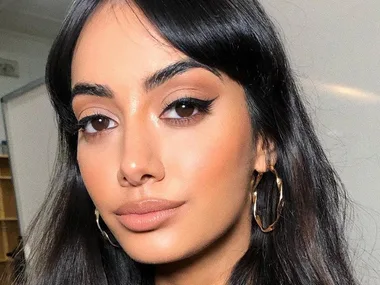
0, 0, 379, 284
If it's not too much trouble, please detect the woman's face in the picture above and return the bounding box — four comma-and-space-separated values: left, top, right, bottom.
72, 3, 265, 264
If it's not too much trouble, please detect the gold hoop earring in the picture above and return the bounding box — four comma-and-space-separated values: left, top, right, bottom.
95, 209, 120, 248
251, 165, 284, 233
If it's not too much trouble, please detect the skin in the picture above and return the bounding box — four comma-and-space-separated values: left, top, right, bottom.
71, 2, 270, 284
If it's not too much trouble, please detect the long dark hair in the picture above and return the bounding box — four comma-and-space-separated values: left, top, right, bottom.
13, 0, 358, 284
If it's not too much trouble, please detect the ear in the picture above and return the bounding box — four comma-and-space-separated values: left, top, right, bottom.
253, 138, 277, 173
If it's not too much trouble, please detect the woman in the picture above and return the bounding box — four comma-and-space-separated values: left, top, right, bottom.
13, 0, 357, 284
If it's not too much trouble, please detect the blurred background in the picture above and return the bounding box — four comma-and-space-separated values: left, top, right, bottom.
0, 0, 379, 283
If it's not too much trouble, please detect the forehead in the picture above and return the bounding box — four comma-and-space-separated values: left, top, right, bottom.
71, 2, 185, 86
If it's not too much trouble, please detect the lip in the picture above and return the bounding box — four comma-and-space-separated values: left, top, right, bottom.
115, 199, 185, 232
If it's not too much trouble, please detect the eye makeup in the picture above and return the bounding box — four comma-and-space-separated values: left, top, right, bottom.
160, 96, 217, 127
77, 114, 118, 133
71, 94, 218, 140
69, 113, 118, 141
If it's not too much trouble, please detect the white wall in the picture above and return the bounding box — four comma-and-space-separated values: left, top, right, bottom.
2, 83, 57, 235
0, 29, 52, 140
262, 1, 380, 283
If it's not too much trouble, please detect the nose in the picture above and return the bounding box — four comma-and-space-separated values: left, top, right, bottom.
117, 124, 165, 187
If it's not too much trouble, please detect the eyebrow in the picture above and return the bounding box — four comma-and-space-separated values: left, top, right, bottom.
144, 59, 221, 91
71, 83, 113, 98
71, 59, 221, 98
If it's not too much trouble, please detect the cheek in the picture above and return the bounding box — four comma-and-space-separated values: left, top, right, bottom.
161, 102, 253, 223
162, 103, 253, 197
76, 135, 120, 209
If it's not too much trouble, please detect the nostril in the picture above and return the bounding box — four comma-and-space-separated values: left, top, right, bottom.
120, 173, 153, 186
141, 174, 153, 183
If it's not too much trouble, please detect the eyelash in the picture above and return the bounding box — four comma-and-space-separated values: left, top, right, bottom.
77, 113, 107, 130
74, 96, 216, 137
160, 96, 216, 126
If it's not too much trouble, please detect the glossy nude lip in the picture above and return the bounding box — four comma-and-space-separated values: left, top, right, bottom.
115, 199, 185, 232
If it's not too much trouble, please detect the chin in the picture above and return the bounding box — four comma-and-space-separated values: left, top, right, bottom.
121, 234, 216, 266
117, 235, 187, 264
125, 248, 187, 265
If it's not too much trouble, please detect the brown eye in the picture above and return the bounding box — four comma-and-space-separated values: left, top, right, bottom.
79, 115, 118, 134
161, 97, 216, 123
92, 117, 110, 131
175, 102, 196, 117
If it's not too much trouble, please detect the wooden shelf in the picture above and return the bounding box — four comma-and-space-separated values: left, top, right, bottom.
0, 154, 20, 282
0, 176, 11, 180
0, 218, 17, 222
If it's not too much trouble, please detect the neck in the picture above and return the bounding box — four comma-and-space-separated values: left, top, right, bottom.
155, 206, 251, 285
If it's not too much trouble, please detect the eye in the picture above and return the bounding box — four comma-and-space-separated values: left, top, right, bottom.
165, 101, 198, 119
161, 97, 216, 120
78, 114, 118, 134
